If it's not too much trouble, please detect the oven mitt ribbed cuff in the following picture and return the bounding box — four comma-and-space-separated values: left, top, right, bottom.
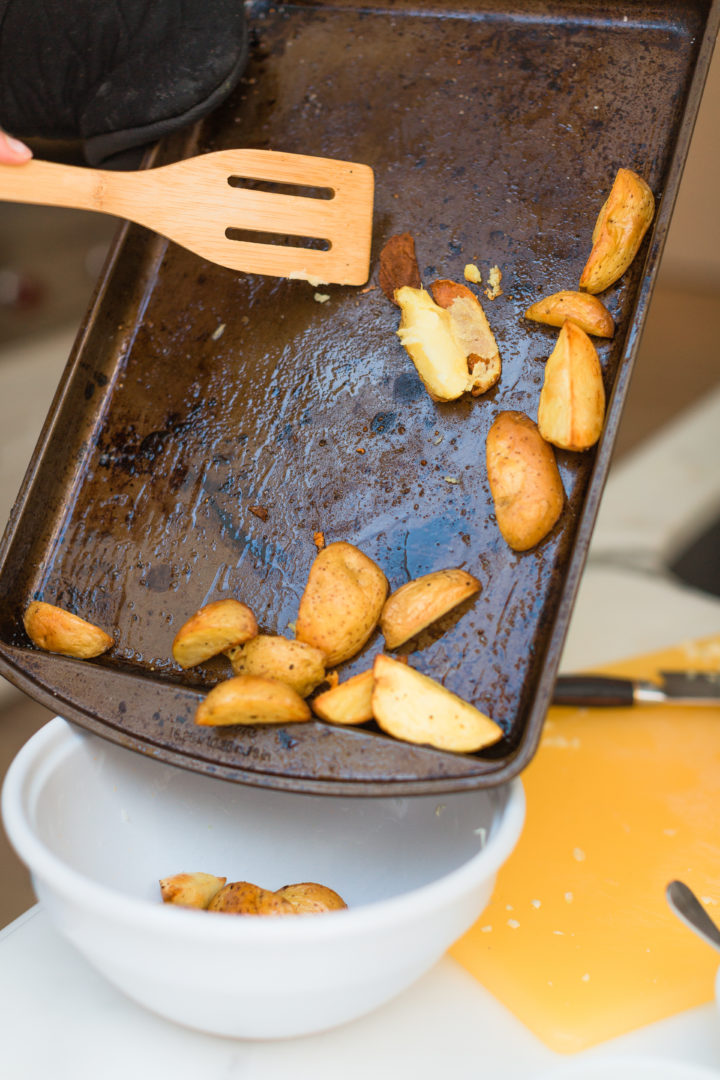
0, 0, 249, 166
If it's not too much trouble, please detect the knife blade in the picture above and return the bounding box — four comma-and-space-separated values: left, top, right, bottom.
552, 670, 720, 707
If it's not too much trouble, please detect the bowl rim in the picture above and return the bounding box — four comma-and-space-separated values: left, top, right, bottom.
2, 717, 525, 940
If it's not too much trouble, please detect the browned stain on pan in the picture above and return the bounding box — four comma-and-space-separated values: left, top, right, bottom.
0, 0, 715, 793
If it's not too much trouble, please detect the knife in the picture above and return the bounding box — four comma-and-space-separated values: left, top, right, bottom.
552, 670, 720, 707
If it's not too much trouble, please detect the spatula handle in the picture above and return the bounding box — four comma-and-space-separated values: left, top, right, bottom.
0, 159, 117, 214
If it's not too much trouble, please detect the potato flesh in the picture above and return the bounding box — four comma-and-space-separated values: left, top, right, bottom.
159, 872, 226, 909
194, 674, 311, 727
430, 279, 501, 395
295, 541, 388, 666
371, 654, 502, 754
172, 598, 258, 669
579, 168, 654, 294
486, 411, 565, 551
227, 634, 326, 698
395, 286, 474, 401
525, 290, 614, 338
312, 668, 375, 725
23, 600, 113, 659
381, 569, 481, 650
537, 320, 605, 451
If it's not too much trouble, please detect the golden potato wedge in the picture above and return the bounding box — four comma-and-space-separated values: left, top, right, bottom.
194, 674, 311, 727
579, 168, 654, 294
159, 872, 226, 909
537, 320, 605, 451
208, 881, 296, 916
276, 882, 347, 914
371, 654, 503, 754
430, 279, 501, 395
380, 568, 481, 650
312, 669, 374, 725
525, 290, 614, 338
172, 598, 257, 669
486, 411, 565, 551
394, 285, 475, 402
227, 634, 326, 698
295, 541, 388, 667
23, 600, 113, 659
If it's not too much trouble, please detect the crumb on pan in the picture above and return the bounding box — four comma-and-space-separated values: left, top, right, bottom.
249, 505, 269, 521
484, 265, 503, 300
313, 530, 326, 550
463, 263, 482, 284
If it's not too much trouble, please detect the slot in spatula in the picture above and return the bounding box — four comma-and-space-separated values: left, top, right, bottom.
0, 149, 374, 285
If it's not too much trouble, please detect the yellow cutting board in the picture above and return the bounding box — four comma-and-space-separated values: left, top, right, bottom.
451, 635, 720, 1054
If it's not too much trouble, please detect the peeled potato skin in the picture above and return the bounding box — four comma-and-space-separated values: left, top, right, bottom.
295, 541, 388, 667
579, 168, 654, 294
194, 674, 311, 727
227, 634, 326, 698
525, 290, 614, 338
159, 872, 226, 909
23, 600, 113, 659
486, 411, 565, 551
537, 320, 605, 451
371, 654, 503, 754
380, 569, 481, 650
208, 881, 296, 916
312, 669, 375, 725
276, 882, 347, 914
172, 598, 258, 669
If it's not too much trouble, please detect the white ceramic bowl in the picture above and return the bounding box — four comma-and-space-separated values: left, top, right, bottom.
2, 717, 524, 1039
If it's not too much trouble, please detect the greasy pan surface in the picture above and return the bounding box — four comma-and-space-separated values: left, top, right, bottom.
0, 0, 715, 793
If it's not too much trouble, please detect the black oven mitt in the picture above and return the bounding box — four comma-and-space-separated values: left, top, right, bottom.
0, 0, 249, 166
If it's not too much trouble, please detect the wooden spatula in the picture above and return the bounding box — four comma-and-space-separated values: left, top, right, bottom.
0, 149, 375, 285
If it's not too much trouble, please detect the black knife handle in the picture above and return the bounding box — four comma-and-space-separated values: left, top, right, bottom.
552, 675, 635, 707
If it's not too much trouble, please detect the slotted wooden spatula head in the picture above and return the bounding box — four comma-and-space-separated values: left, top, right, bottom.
0, 149, 375, 286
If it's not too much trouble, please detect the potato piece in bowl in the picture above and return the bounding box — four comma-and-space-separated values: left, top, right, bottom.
172, 598, 257, 669
579, 168, 654, 294
208, 881, 296, 916
276, 882, 347, 914
372, 654, 503, 754
227, 634, 326, 698
486, 411, 565, 551
380, 569, 481, 650
525, 290, 614, 338
23, 600, 113, 659
430, 279, 501, 395
194, 674, 311, 727
159, 872, 226, 909
312, 669, 375, 725
295, 541, 388, 666
537, 320, 605, 451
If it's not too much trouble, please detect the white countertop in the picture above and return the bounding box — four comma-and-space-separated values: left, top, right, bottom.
1, 362, 719, 1076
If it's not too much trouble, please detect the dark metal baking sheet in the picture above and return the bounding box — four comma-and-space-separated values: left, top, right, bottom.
0, 0, 716, 794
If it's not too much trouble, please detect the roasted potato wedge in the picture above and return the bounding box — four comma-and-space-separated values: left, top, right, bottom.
194, 674, 311, 727
159, 872, 226, 909
208, 881, 296, 916
372, 654, 503, 754
380, 568, 481, 650
172, 598, 257, 669
312, 669, 374, 725
579, 168, 654, 294
227, 634, 326, 698
276, 882, 347, 914
430, 279, 501, 395
23, 600, 113, 659
486, 411, 565, 551
295, 541, 388, 666
538, 320, 605, 451
525, 290, 614, 338
394, 285, 476, 402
